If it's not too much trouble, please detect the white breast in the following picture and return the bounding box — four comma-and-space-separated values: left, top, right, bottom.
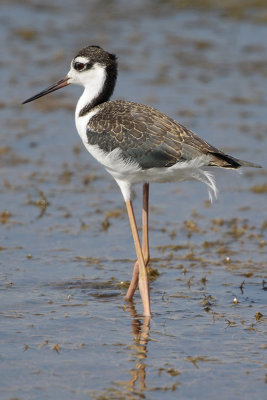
75, 108, 99, 144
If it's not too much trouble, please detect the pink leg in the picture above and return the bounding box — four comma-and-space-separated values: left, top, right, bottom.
125, 183, 150, 301
125, 197, 150, 316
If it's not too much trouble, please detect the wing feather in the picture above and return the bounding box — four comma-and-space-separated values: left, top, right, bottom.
86, 100, 246, 169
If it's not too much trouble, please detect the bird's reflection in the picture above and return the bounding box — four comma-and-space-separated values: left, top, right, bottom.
120, 302, 151, 394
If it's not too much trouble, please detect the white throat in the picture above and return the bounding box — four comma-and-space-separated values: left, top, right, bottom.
66, 60, 106, 120
72, 65, 105, 145
75, 68, 106, 117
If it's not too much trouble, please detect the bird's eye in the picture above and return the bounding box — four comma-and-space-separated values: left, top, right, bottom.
74, 62, 85, 71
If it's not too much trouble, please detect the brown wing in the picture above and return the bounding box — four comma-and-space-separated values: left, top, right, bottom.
86, 100, 245, 169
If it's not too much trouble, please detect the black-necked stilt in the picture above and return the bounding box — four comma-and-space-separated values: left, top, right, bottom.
23, 45, 261, 317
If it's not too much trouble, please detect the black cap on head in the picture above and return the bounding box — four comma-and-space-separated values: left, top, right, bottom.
75, 45, 117, 66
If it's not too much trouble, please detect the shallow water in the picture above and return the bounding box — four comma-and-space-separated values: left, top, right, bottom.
0, 1, 267, 399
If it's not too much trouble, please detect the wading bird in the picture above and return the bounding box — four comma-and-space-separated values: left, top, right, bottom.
23, 45, 261, 316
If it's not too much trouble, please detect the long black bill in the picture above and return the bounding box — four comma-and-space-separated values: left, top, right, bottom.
22, 77, 69, 104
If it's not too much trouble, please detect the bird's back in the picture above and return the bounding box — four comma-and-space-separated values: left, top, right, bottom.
85, 100, 260, 170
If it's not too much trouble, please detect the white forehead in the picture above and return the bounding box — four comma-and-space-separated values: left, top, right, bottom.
72, 56, 90, 65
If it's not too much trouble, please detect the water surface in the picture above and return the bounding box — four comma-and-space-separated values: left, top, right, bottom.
0, 1, 266, 399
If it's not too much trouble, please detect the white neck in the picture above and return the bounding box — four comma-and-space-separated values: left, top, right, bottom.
69, 63, 106, 119
75, 85, 96, 120
75, 85, 100, 144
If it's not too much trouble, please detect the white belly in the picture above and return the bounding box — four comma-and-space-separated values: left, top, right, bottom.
82, 140, 217, 202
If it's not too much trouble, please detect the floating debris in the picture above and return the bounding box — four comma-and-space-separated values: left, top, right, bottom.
240, 280, 245, 293
148, 266, 160, 282
0, 210, 12, 224
14, 27, 38, 41
225, 320, 237, 328
27, 189, 48, 219
51, 344, 60, 353
250, 183, 267, 194
167, 368, 180, 377
255, 312, 263, 321
201, 295, 216, 307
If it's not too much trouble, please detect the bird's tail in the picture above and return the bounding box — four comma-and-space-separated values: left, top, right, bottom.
209, 152, 262, 169
234, 158, 262, 168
